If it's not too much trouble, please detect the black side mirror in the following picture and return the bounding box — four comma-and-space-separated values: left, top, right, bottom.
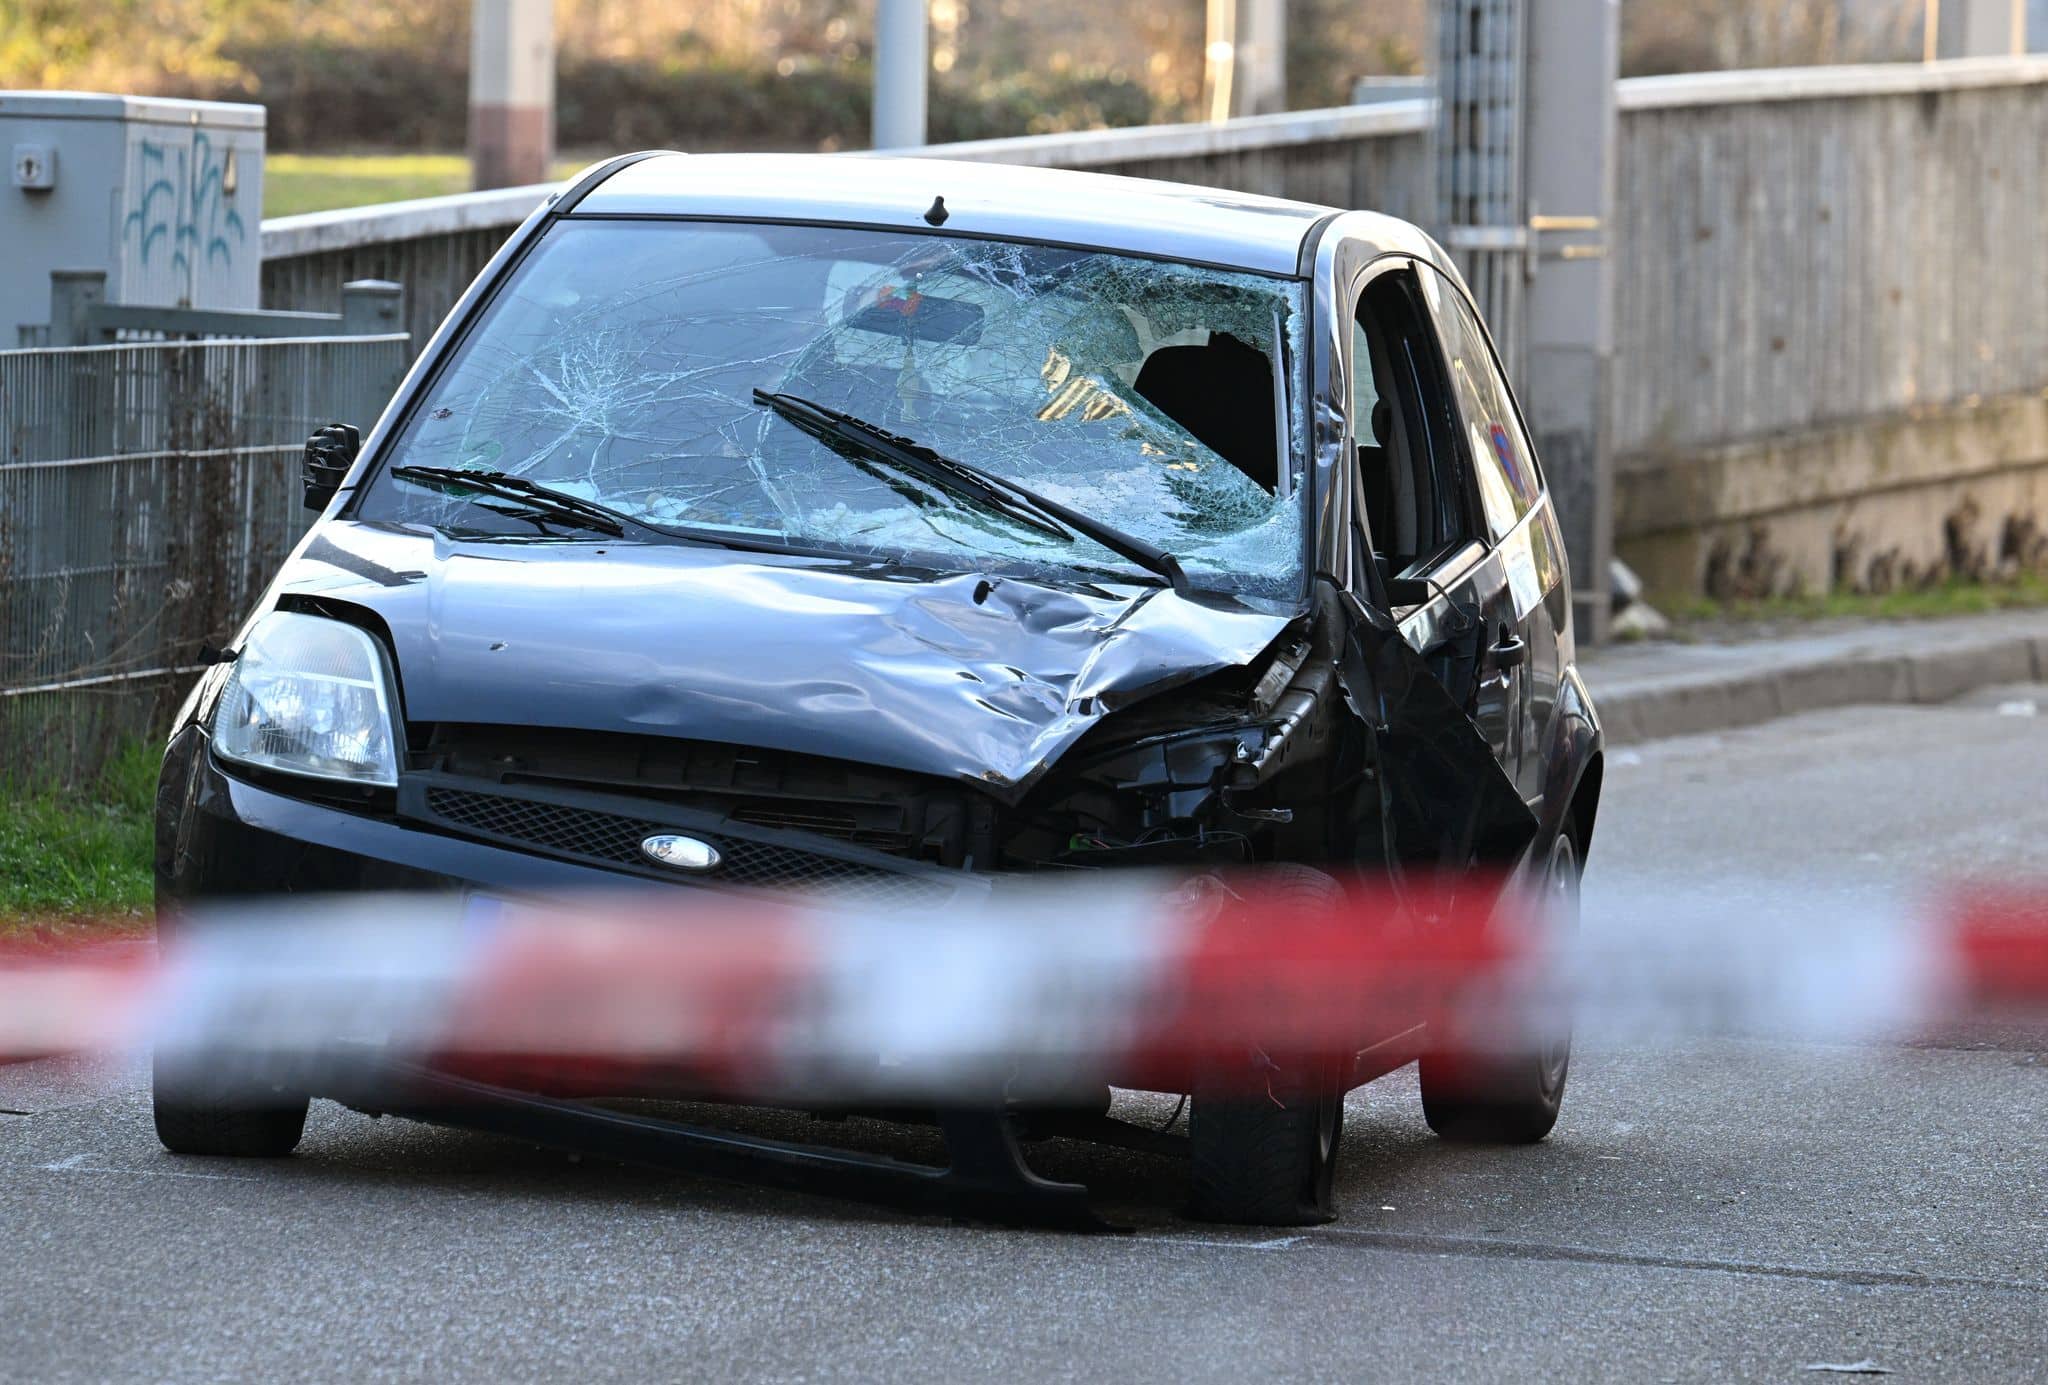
303, 423, 361, 512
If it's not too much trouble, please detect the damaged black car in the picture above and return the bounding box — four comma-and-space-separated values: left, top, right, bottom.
153, 153, 1604, 1226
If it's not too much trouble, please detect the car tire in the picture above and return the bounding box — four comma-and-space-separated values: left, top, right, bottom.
1418, 822, 1580, 1144
1187, 864, 1348, 1227
151, 1050, 308, 1158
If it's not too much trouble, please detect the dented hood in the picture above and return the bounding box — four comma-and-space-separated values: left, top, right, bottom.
275, 523, 1293, 798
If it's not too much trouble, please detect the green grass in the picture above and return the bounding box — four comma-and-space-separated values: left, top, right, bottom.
264, 152, 590, 218
1656, 571, 2048, 629
0, 740, 159, 932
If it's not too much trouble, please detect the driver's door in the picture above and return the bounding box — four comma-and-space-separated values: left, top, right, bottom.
1333, 257, 1536, 873
1343, 261, 1521, 784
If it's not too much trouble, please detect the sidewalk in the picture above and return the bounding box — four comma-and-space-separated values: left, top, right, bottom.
1581, 607, 2048, 744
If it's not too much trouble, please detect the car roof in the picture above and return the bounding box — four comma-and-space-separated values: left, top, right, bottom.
571, 153, 1345, 277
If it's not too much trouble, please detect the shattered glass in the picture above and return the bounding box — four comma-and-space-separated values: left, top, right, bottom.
357, 222, 1309, 600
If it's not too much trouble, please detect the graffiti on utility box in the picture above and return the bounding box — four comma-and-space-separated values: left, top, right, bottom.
122, 132, 248, 284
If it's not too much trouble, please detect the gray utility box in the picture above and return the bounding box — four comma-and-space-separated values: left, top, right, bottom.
1, 91, 265, 344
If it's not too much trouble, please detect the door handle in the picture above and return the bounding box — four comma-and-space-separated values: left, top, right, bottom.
1491, 631, 1526, 670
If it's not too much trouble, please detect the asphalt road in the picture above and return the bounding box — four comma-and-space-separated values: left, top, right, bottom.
5, 689, 2045, 1382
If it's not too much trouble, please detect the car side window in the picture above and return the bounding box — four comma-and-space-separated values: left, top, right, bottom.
1423, 275, 1542, 541
1349, 266, 1482, 583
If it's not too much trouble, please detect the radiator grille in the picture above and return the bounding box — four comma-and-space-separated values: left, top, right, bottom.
422, 786, 952, 905
729, 804, 915, 852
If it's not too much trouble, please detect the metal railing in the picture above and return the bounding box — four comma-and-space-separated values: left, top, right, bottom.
0, 330, 407, 783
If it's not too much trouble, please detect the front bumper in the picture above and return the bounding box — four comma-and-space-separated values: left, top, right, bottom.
152, 732, 1165, 1231
156, 729, 981, 908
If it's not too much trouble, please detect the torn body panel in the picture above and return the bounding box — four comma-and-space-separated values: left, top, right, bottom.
274, 520, 1293, 801
1343, 594, 1540, 873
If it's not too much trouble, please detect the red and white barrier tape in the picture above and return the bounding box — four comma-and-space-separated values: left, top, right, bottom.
1, 872, 2042, 1098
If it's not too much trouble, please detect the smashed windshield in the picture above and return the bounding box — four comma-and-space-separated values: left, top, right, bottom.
356, 220, 1309, 601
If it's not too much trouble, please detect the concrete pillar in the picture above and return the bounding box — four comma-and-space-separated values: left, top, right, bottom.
1205, 0, 1287, 122
873, 0, 930, 149
339, 280, 404, 336
1234, 0, 1288, 116
1522, 0, 1618, 643
47, 268, 106, 347
1934, 0, 2026, 55
469, 0, 555, 190
1203, 0, 1235, 123
341, 280, 409, 409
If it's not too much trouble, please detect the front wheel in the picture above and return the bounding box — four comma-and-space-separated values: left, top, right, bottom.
1418, 825, 1580, 1143
1187, 864, 1348, 1226
152, 1049, 308, 1157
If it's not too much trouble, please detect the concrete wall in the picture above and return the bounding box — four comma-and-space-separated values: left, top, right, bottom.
260, 103, 1435, 351
259, 58, 2048, 601
261, 184, 549, 354
1610, 59, 2048, 597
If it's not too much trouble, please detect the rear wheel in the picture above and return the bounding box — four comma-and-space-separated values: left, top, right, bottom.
152, 1049, 308, 1157
1187, 865, 1348, 1226
1418, 825, 1580, 1143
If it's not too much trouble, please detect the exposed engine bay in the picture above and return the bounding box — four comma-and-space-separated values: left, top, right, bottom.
394, 581, 1531, 890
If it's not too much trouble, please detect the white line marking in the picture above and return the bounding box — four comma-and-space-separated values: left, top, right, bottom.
37, 1151, 261, 1182
1135, 1234, 1305, 1252
82, 1164, 263, 1183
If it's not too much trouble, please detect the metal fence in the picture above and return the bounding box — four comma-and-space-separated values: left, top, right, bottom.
0, 333, 407, 783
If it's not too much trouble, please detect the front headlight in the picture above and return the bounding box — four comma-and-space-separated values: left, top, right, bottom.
212, 611, 400, 787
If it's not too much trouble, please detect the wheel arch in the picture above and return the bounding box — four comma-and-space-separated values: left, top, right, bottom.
1566, 750, 1602, 859
1536, 663, 1605, 864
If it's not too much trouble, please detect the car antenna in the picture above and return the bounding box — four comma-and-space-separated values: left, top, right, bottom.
924, 195, 949, 226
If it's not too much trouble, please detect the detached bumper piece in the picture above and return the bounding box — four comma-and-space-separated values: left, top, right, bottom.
348, 1061, 1117, 1232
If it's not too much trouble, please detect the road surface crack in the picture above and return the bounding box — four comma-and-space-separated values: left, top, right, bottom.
1309, 1228, 2048, 1295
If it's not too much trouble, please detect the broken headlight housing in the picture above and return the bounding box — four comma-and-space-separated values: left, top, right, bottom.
211, 611, 400, 787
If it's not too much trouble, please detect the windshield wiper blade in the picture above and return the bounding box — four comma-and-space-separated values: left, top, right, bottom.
395, 463, 893, 564
391, 466, 629, 538
751, 389, 1188, 595
752, 390, 1069, 542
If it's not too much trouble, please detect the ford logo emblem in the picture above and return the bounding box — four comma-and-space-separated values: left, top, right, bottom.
639, 834, 722, 873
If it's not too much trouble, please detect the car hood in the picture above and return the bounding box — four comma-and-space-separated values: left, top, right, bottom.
274, 522, 1293, 799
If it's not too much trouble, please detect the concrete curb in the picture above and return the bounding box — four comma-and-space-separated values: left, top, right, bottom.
1585, 612, 2048, 745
